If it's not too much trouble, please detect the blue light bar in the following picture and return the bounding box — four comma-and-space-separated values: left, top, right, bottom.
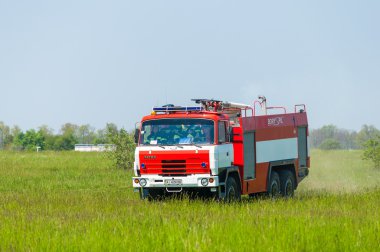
153, 106, 203, 112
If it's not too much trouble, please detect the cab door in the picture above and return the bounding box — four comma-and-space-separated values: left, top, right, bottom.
217, 121, 233, 168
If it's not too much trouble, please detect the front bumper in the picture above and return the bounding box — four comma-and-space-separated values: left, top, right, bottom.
132, 174, 219, 188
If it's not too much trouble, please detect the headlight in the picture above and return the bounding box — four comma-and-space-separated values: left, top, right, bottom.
201, 178, 208, 186
139, 178, 147, 187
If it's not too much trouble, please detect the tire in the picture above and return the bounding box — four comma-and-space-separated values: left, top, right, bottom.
268, 171, 281, 199
140, 188, 164, 201
279, 170, 295, 198
139, 188, 148, 200
224, 176, 241, 202
249, 192, 266, 200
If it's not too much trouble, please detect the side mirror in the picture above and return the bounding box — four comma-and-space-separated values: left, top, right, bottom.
134, 128, 140, 144
134, 122, 141, 144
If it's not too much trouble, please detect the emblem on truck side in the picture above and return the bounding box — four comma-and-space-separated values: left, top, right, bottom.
268, 117, 284, 126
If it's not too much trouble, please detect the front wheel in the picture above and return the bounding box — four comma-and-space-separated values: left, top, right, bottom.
224, 176, 241, 202
139, 188, 148, 200
140, 188, 165, 201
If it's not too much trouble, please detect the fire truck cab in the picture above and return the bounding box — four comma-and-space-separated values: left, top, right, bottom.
132, 97, 310, 201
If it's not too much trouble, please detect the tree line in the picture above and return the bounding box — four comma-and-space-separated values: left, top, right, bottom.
1, 121, 379, 169
1, 121, 379, 151
310, 124, 380, 150
0, 122, 122, 151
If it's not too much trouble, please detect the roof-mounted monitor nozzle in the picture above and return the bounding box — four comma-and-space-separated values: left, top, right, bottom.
192, 99, 223, 112
223, 101, 251, 109
192, 99, 251, 112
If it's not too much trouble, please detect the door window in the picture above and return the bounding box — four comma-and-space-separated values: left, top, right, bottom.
218, 121, 227, 143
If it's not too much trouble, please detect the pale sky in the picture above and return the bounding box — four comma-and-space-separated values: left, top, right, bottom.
1, 0, 379, 132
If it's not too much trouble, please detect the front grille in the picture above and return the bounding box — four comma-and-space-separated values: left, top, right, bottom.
161, 160, 186, 175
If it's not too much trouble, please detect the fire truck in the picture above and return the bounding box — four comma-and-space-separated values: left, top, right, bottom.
132, 96, 310, 201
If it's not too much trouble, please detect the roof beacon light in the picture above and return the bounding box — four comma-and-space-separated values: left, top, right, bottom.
152, 106, 203, 113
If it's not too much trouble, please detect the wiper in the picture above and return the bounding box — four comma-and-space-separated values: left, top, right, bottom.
173, 143, 201, 148
190, 143, 202, 149
160, 143, 184, 149
158, 145, 166, 149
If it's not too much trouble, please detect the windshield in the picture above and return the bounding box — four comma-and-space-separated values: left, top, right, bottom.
140, 119, 215, 146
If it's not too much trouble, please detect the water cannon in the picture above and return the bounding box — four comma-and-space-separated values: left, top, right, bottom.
192, 98, 251, 112
191, 99, 223, 112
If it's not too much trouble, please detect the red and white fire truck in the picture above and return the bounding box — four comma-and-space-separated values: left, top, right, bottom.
132, 96, 310, 201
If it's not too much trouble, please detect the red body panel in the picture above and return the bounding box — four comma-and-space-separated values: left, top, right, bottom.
241, 113, 308, 132
139, 150, 210, 175
234, 112, 309, 195
241, 163, 269, 194
255, 126, 296, 141
232, 127, 243, 167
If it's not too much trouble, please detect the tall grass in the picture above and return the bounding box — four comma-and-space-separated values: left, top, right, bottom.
0, 150, 379, 251
299, 149, 380, 193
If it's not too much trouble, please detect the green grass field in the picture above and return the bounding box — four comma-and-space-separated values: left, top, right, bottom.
0, 150, 379, 251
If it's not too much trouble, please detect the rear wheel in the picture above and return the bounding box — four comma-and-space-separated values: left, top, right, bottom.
249, 192, 267, 200
279, 170, 295, 198
225, 176, 241, 202
268, 171, 281, 198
